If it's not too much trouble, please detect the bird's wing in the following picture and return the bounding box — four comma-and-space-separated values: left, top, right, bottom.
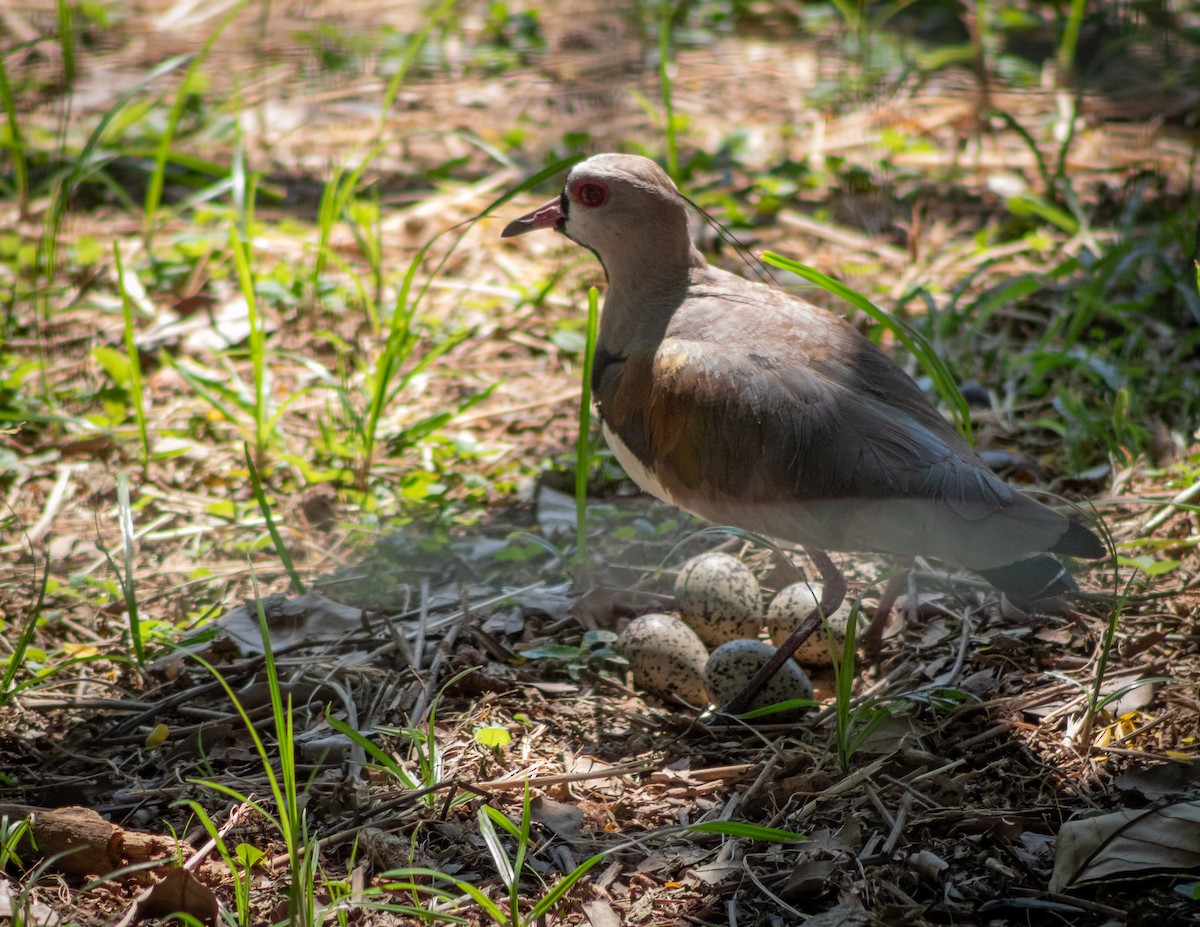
595, 333, 1072, 566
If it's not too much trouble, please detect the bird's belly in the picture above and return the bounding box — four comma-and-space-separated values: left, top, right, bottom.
600, 422, 930, 555
601, 422, 680, 508
600, 421, 828, 548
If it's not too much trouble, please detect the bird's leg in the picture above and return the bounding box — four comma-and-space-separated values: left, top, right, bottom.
719, 548, 846, 717
860, 558, 915, 662
860, 572, 903, 662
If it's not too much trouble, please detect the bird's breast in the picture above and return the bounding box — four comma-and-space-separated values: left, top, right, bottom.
601, 421, 680, 508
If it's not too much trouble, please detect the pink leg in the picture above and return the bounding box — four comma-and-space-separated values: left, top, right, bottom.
719, 548, 846, 717
860, 570, 905, 662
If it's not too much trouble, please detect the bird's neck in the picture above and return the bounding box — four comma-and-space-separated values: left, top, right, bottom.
597, 242, 707, 353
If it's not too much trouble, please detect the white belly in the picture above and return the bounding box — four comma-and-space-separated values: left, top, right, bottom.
602, 422, 680, 507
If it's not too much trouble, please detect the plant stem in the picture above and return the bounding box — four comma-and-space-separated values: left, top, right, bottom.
575, 287, 600, 575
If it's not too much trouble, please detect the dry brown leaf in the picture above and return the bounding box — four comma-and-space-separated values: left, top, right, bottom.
530, 795, 585, 844
132, 868, 218, 926
582, 898, 622, 927
1117, 761, 1200, 801
1050, 800, 1200, 892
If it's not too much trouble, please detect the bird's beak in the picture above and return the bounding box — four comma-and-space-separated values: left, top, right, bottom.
500, 195, 565, 238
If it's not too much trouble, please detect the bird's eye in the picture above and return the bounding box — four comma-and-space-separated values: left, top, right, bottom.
574, 181, 609, 208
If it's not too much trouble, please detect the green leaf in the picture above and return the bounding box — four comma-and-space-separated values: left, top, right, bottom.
1117, 555, 1180, 578
92, 345, 132, 388
235, 843, 265, 868
519, 643, 583, 661
581, 629, 618, 647
473, 725, 511, 748
737, 698, 819, 719
1006, 194, 1080, 235
686, 821, 806, 843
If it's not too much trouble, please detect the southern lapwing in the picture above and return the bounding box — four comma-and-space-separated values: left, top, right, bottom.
502, 153, 1103, 714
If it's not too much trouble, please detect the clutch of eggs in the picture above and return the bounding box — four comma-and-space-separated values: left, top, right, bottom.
615, 553, 852, 717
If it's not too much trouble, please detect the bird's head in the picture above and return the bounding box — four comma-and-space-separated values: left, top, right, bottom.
501, 154, 698, 276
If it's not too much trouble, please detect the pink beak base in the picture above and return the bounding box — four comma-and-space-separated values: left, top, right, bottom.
500, 195, 565, 238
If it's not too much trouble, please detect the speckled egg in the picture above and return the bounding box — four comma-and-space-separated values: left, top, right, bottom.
673, 552, 763, 649
616, 613, 710, 705
704, 639, 814, 717
766, 582, 855, 667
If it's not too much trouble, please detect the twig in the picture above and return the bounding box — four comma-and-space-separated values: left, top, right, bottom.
1141, 479, 1200, 534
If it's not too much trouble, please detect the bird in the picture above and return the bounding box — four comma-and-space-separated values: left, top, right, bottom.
501, 153, 1104, 711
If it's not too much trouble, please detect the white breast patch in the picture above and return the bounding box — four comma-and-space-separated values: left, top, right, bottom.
601, 422, 679, 507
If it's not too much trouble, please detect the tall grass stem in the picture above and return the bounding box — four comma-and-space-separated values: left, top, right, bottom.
658, 1, 678, 179
228, 227, 269, 459
761, 252, 971, 440
575, 287, 600, 571
113, 242, 150, 463
116, 473, 145, 666
0, 53, 30, 216
144, 0, 252, 246
244, 442, 306, 595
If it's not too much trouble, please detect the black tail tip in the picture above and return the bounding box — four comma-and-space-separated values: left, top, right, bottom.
977, 554, 1080, 600
1056, 519, 1106, 560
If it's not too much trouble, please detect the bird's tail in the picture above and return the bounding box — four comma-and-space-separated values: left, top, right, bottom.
976, 554, 1079, 600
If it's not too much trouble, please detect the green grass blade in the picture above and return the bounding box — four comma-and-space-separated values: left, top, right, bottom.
685, 821, 806, 842
227, 227, 268, 458
313, 148, 383, 309
0, 52, 29, 216
116, 473, 145, 666
989, 110, 1051, 194
377, 0, 460, 132
526, 851, 609, 920
574, 286, 600, 571
359, 155, 581, 484
658, 1, 678, 179
476, 807, 516, 891
113, 242, 150, 463
1057, 0, 1089, 75
0, 557, 49, 705
144, 0, 252, 246
55, 0, 76, 89
761, 251, 972, 440
243, 442, 306, 595
324, 713, 419, 788
831, 600, 859, 771
1006, 194, 1080, 235
37, 52, 192, 323
379, 868, 507, 924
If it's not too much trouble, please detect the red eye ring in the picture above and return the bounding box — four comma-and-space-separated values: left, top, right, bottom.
573, 181, 609, 208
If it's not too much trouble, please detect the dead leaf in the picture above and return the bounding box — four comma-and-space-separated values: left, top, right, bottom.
0, 877, 62, 926
799, 903, 872, 927
582, 898, 622, 927
1050, 800, 1200, 892
530, 796, 584, 844
780, 856, 838, 899
133, 868, 218, 925
217, 591, 365, 655
1117, 761, 1200, 801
